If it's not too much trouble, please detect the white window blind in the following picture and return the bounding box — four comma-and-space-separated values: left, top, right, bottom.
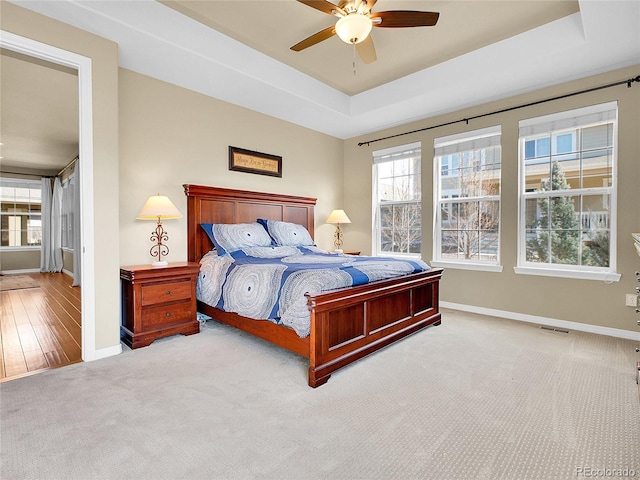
373, 141, 421, 164
519, 101, 617, 137
435, 125, 502, 155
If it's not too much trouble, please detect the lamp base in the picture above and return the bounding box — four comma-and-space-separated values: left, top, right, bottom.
151, 260, 168, 268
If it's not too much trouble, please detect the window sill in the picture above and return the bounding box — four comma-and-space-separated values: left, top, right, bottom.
0, 246, 41, 252
375, 252, 422, 260
514, 266, 621, 282
431, 261, 503, 273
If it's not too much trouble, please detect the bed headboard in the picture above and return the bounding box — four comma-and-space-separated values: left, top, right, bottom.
183, 184, 317, 263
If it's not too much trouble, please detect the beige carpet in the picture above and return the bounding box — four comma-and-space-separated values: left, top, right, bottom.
0, 274, 39, 291
0, 309, 638, 480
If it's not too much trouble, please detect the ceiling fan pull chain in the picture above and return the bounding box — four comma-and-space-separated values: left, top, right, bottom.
352, 43, 357, 76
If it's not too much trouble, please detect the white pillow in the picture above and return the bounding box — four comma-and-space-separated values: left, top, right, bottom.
201, 222, 273, 255
259, 219, 314, 247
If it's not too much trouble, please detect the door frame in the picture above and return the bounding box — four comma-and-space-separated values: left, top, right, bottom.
1, 30, 97, 360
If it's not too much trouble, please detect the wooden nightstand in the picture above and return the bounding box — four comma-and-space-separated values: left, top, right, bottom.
120, 262, 200, 349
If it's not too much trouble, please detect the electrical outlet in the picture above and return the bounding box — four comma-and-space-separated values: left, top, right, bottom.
625, 294, 638, 307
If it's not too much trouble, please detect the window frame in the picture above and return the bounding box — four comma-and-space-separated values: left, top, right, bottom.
372, 142, 422, 258
0, 177, 43, 251
432, 125, 503, 272
515, 101, 620, 282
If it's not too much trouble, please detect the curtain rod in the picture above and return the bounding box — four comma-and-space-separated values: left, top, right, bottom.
57, 155, 79, 177
358, 74, 640, 147
0, 170, 53, 178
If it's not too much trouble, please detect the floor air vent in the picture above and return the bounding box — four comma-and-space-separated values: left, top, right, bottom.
540, 326, 569, 334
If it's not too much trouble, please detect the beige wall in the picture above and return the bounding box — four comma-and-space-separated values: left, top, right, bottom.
2, 2, 121, 350
345, 65, 640, 333
0, 250, 40, 271
62, 249, 74, 274
0, 249, 74, 274
118, 69, 344, 266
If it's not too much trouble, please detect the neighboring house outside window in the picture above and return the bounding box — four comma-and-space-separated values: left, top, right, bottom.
372, 142, 421, 257
0, 178, 42, 249
433, 126, 502, 272
516, 101, 620, 282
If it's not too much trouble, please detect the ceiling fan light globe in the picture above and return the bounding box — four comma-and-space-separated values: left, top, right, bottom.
335, 14, 372, 44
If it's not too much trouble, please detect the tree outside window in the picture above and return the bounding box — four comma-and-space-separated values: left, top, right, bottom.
373, 144, 421, 256
434, 126, 502, 265
519, 102, 616, 276
525, 162, 610, 268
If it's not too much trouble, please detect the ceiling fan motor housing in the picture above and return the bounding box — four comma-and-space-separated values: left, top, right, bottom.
335, 13, 373, 44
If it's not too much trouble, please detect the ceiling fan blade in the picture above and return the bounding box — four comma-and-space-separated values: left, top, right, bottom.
371, 11, 440, 28
290, 26, 337, 51
355, 35, 376, 64
297, 0, 345, 17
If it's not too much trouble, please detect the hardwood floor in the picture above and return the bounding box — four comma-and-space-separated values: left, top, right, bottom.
0, 272, 81, 382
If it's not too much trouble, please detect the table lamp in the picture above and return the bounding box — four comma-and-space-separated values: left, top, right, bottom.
137, 194, 182, 267
326, 209, 351, 252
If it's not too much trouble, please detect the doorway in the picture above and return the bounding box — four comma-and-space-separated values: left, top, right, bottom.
1, 31, 97, 362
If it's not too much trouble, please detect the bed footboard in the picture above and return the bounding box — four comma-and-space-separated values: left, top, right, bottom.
305, 268, 443, 387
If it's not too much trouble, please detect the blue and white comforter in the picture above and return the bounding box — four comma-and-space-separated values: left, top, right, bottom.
197, 246, 430, 338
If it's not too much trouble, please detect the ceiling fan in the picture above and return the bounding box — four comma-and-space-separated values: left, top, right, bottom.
291, 0, 440, 64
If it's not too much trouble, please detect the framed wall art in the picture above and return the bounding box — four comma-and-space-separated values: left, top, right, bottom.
228, 146, 282, 178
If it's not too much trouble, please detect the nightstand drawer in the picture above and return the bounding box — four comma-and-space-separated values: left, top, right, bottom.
141, 280, 191, 306
142, 301, 193, 329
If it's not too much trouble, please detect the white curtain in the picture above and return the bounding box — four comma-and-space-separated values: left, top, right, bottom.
40, 177, 53, 272
72, 161, 81, 286
51, 177, 64, 271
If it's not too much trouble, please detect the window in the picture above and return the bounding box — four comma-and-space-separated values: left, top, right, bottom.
433, 126, 502, 270
373, 142, 421, 256
0, 178, 42, 249
517, 101, 619, 281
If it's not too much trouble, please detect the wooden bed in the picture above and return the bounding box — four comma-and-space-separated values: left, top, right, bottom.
184, 184, 443, 387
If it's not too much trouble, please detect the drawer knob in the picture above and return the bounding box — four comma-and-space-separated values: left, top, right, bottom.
166, 290, 172, 295
166, 312, 172, 317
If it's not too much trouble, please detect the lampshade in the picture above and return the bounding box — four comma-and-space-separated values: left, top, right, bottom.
136, 195, 182, 220
326, 209, 352, 225
335, 14, 372, 44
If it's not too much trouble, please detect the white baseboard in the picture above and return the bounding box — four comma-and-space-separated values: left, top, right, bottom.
1, 268, 41, 274
87, 343, 122, 362
441, 301, 640, 341
1, 269, 74, 278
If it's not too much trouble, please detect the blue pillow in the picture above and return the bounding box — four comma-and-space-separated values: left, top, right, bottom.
257, 219, 315, 247
201, 222, 273, 255
256, 218, 277, 246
